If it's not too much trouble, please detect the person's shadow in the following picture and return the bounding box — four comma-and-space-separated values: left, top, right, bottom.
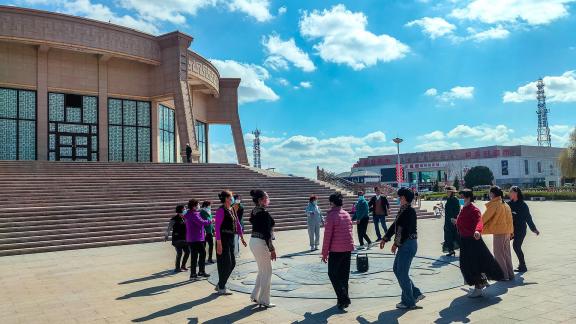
356, 308, 411, 324
192, 304, 265, 323
434, 275, 536, 324
291, 306, 345, 324
118, 270, 176, 285
117, 280, 192, 300
132, 293, 219, 322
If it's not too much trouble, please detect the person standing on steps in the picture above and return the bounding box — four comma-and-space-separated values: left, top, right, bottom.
482, 186, 515, 281
215, 190, 247, 295
232, 194, 245, 257
456, 189, 504, 298
185, 143, 192, 163
352, 191, 372, 249
305, 195, 323, 251
442, 186, 461, 257
380, 188, 425, 310
184, 199, 212, 280
165, 204, 189, 273
369, 187, 391, 242
200, 201, 215, 264
507, 186, 540, 272
248, 189, 277, 308
321, 192, 354, 311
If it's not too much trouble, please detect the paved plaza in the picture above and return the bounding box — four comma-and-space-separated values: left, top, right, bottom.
1, 201, 576, 323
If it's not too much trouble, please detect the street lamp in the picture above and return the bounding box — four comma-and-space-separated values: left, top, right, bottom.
393, 137, 403, 187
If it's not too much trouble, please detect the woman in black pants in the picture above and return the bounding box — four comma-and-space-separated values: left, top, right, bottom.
200, 201, 215, 264
165, 205, 189, 273
214, 190, 246, 295
507, 186, 540, 272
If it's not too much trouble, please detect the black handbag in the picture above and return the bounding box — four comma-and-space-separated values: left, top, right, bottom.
356, 253, 369, 273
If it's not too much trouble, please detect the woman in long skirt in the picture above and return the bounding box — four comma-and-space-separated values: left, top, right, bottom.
442, 186, 461, 256
456, 189, 504, 298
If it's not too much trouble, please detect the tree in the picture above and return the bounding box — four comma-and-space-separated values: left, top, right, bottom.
559, 128, 576, 179
453, 176, 460, 190
464, 166, 494, 188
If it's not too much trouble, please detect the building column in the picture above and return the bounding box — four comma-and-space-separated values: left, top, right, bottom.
36, 45, 49, 161
174, 81, 200, 162
151, 100, 159, 162
230, 116, 248, 166
205, 123, 210, 163
98, 55, 111, 161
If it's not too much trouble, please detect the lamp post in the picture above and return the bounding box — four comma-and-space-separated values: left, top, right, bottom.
393, 137, 403, 187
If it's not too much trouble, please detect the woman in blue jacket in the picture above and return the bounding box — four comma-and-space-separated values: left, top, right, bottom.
353, 192, 372, 249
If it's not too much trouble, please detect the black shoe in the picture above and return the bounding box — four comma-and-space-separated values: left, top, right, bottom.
173, 269, 181, 274
514, 267, 527, 272
207, 259, 215, 264
376, 238, 382, 242
198, 272, 210, 278
190, 274, 198, 280
445, 251, 456, 257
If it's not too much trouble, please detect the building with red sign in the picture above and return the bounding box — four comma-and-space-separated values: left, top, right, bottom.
351, 145, 564, 189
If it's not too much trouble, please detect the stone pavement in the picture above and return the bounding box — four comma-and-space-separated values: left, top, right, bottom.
1, 201, 576, 323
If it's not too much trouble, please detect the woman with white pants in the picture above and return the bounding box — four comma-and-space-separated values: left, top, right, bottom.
248, 189, 277, 308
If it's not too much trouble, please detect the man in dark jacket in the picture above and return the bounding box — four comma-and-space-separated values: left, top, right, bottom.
185, 143, 192, 163
369, 187, 391, 241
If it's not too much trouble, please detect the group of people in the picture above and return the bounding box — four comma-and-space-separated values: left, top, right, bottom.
442, 185, 540, 297
164, 183, 540, 311
165, 190, 276, 308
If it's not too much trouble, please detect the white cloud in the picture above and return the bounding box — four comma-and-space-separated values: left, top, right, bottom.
210, 59, 279, 104
503, 71, 576, 103
467, 25, 510, 42
262, 35, 316, 72
263, 55, 289, 71
406, 17, 457, 39
277, 78, 290, 86
426, 86, 474, 105
415, 141, 462, 151
299, 4, 409, 70
213, 131, 395, 177
450, 0, 576, 25
118, 0, 216, 25
277, 6, 287, 15
418, 130, 445, 141
447, 124, 514, 142
299, 81, 312, 88
227, 0, 273, 22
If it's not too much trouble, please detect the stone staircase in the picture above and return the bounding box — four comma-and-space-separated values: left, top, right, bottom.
0, 162, 436, 256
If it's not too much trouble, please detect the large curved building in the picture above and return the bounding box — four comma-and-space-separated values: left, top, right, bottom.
0, 6, 248, 164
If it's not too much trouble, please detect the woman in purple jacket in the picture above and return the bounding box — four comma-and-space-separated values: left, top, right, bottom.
185, 199, 212, 280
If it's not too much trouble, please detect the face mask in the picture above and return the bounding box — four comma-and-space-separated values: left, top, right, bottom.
231, 197, 235, 204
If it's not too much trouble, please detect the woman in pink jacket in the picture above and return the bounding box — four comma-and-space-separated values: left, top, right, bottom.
321, 192, 354, 311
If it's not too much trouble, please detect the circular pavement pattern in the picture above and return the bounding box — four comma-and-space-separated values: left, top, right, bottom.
208, 251, 463, 299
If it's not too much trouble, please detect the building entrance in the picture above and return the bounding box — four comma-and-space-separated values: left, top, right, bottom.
55, 133, 91, 161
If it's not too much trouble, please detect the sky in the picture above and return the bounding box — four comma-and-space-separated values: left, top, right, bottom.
8, 0, 576, 178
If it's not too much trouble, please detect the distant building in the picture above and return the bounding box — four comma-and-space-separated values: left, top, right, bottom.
337, 170, 381, 184
352, 145, 564, 189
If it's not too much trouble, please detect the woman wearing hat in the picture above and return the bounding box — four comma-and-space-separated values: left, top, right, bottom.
443, 186, 461, 257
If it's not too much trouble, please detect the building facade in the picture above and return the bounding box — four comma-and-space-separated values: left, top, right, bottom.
0, 6, 248, 164
352, 145, 564, 188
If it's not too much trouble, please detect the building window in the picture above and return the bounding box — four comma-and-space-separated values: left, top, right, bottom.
537, 161, 542, 173
195, 120, 207, 163
48, 93, 98, 161
0, 88, 36, 160
108, 98, 151, 162
550, 164, 554, 176
158, 104, 175, 163
524, 160, 529, 175
501, 160, 508, 176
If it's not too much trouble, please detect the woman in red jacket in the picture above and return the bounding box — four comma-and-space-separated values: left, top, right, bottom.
455, 189, 504, 298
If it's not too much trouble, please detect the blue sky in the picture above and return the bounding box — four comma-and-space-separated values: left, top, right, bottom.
10, 0, 576, 177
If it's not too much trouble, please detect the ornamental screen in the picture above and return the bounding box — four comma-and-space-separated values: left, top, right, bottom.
0, 88, 36, 160
108, 98, 151, 162
158, 104, 175, 163
48, 93, 98, 161
195, 120, 207, 163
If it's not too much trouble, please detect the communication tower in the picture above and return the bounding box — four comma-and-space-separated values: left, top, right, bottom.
253, 129, 261, 168
536, 78, 551, 147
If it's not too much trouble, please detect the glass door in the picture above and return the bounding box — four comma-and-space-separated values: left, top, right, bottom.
56, 133, 91, 161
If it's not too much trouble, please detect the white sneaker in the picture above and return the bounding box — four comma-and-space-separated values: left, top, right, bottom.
415, 294, 426, 303
218, 289, 232, 296
260, 303, 276, 308
467, 288, 483, 298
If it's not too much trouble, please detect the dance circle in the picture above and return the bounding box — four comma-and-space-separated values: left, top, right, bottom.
208, 251, 463, 299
